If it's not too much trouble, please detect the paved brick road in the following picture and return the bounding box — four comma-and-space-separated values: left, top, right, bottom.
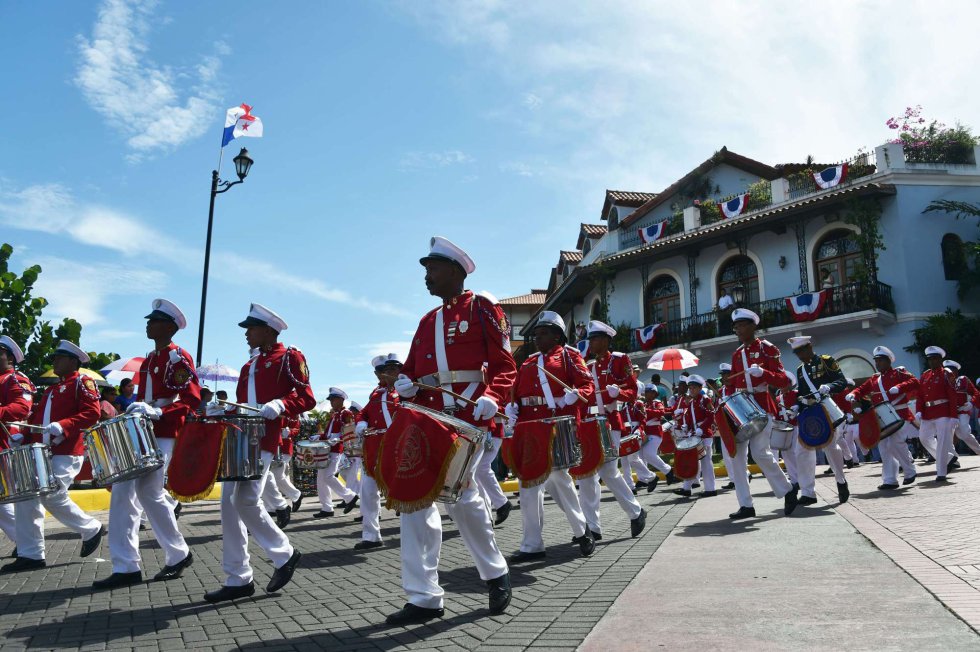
0, 487, 689, 651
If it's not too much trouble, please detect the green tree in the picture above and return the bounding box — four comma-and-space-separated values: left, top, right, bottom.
0, 243, 118, 380
905, 309, 980, 378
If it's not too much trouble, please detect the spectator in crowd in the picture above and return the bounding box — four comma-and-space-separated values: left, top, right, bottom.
199, 387, 214, 416
821, 268, 836, 289
717, 287, 734, 311
100, 387, 118, 420
215, 389, 236, 415
114, 377, 137, 412
575, 322, 587, 341
650, 374, 669, 402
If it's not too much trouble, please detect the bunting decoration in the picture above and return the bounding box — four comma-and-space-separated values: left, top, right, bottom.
785, 290, 829, 322
634, 324, 663, 351
638, 222, 667, 244
719, 193, 750, 219
813, 163, 848, 190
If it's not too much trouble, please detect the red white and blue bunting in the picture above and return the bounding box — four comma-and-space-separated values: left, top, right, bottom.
634, 323, 663, 351
576, 339, 590, 358
718, 193, 750, 219
785, 290, 829, 322
638, 222, 667, 244
813, 163, 848, 190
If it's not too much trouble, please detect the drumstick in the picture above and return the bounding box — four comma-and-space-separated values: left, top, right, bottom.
413, 381, 508, 419
5, 421, 46, 432
540, 367, 575, 393
216, 398, 263, 413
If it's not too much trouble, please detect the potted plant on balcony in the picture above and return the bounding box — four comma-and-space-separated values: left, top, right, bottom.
886, 106, 979, 165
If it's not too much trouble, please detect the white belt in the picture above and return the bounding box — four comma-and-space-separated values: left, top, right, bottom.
924, 399, 949, 407
418, 370, 485, 386
892, 403, 909, 410
521, 397, 549, 407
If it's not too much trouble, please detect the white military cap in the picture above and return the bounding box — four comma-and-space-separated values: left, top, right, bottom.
686, 374, 706, 386
943, 360, 961, 371
872, 346, 895, 362
419, 236, 476, 275
238, 303, 288, 333
327, 387, 348, 400
0, 335, 25, 364
53, 340, 90, 364
586, 320, 616, 338
718, 363, 732, 372
731, 308, 759, 324
534, 310, 566, 333
383, 352, 404, 365
644, 383, 658, 393
371, 355, 387, 369
924, 345, 946, 357
787, 336, 812, 350
350, 401, 363, 411
145, 298, 187, 330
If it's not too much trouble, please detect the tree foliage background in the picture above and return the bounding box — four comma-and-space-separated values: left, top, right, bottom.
906, 309, 980, 379
0, 243, 118, 380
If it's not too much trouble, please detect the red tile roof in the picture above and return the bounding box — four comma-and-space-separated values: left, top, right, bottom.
559, 250, 583, 264
576, 223, 607, 250
602, 190, 658, 221
499, 290, 548, 306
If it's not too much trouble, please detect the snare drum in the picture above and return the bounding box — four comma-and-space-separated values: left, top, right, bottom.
337, 453, 353, 472
403, 403, 486, 504
84, 413, 164, 486
769, 420, 795, 451
673, 431, 707, 459
718, 392, 770, 443
343, 431, 365, 458
362, 428, 385, 479
0, 444, 58, 504
873, 401, 904, 439
295, 440, 332, 469
583, 415, 617, 461
618, 432, 642, 457
544, 416, 582, 470
218, 415, 264, 481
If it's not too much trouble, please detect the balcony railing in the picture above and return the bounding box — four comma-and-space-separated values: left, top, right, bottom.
629, 280, 895, 351
786, 150, 877, 200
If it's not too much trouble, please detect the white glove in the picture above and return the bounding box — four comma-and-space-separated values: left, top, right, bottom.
790, 405, 799, 416
845, 393, 857, 403
695, 428, 703, 436
168, 349, 183, 364
308, 434, 321, 441
9, 432, 24, 444
748, 364, 764, 378
355, 421, 368, 435
673, 409, 684, 417
126, 401, 150, 415
260, 399, 285, 420
853, 407, 862, 415
845, 414, 854, 423
472, 396, 499, 421
505, 402, 519, 421
888, 386, 900, 396
394, 374, 418, 398
145, 406, 163, 421
915, 412, 921, 421
818, 384, 831, 395
44, 422, 64, 446
327, 436, 341, 446
960, 401, 974, 413
562, 388, 581, 406
606, 385, 621, 398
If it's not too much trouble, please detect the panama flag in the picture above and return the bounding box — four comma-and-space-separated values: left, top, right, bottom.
635, 324, 663, 351
719, 193, 750, 219
785, 290, 829, 322
813, 163, 848, 190
638, 222, 667, 244
221, 103, 264, 147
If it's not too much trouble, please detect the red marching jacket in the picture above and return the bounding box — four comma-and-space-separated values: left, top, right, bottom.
28, 371, 101, 456
729, 338, 792, 417
916, 368, 957, 420
514, 344, 594, 423
677, 394, 714, 438
236, 343, 317, 453
586, 351, 636, 431
135, 342, 201, 439
849, 368, 919, 422
951, 374, 980, 411
360, 385, 400, 430
325, 408, 353, 454
776, 390, 799, 426
0, 369, 33, 450
644, 399, 666, 437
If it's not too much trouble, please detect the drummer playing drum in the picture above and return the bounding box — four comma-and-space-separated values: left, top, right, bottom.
0, 335, 34, 553
671, 375, 717, 498
388, 236, 514, 625
504, 310, 596, 562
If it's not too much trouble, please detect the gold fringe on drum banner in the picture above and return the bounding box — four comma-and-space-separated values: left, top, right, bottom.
167, 421, 228, 503
377, 437, 462, 514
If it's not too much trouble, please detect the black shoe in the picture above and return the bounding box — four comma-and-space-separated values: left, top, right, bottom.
950, 456, 961, 469
838, 482, 850, 503
1, 557, 45, 573
729, 506, 756, 520
691, 483, 701, 490
312, 510, 334, 519
276, 507, 291, 529
630, 508, 647, 538
925, 456, 936, 464
266, 550, 302, 593
354, 516, 364, 523
665, 470, 680, 485
723, 481, 736, 490
630, 487, 638, 496
877, 483, 900, 491
792, 482, 800, 492
936, 476, 949, 483
487, 573, 512, 615
822, 467, 835, 475
635, 481, 649, 490
798, 495, 818, 506
590, 529, 602, 541
646, 476, 659, 493
81, 525, 106, 558
204, 582, 255, 603
495, 500, 512, 526
508, 550, 546, 563
343, 496, 359, 514
784, 487, 799, 516
386, 603, 444, 626
903, 475, 917, 486
174, 503, 183, 520
353, 540, 384, 551
292, 496, 303, 513
673, 488, 692, 497
701, 490, 718, 497
154, 552, 194, 581
844, 459, 855, 469
92, 570, 143, 590
572, 533, 595, 557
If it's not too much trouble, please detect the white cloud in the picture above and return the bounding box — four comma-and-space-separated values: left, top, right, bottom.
361, 340, 412, 362
399, 150, 474, 170
74, 0, 227, 158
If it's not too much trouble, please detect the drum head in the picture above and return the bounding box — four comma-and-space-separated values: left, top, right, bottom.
798, 405, 834, 449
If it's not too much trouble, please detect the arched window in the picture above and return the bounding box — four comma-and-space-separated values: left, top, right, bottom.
942, 233, 967, 280
836, 355, 875, 384
815, 229, 862, 287
590, 299, 603, 320
718, 255, 759, 305
645, 275, 680, 324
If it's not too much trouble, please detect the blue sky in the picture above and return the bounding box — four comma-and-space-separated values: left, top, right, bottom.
1, 1, 978, 405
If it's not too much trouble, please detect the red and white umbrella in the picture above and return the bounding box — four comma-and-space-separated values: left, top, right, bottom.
100, 356, 144, 387
646, 348, 699, 371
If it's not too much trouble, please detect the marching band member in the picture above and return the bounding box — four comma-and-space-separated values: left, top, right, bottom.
835, 380, 862, 467
847, 346, 918, 490
640, 384, 677, 489
673, 375, 717, 497
716, 363, 746, 490
312, 388, 358, 518
620, 395, 656, 493
505, 311, 595, 562
94, 299, 198, 589
943, 360, 980, 469
387, 236, 513, 624
0, 336, 33, 551
916, 346, 958, 482
353, 353, 403, 550
776, 386, 801, 494
204, 304, 310, 603
577, 320, 647, 538
789, 336, 851, 504
726, 309, 797, 520
261, 416, 302, 521
4, 341, 105, 572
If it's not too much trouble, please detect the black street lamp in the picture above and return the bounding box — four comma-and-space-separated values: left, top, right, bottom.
195, 147, 254, 366
731, 284, 746, 307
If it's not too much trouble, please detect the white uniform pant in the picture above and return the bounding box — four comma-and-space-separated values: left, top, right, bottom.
474, 437, 508, 511
880, 423, 917, 485
843, 423, 861, 458
261, 458, 291, 512
780, 432, 799, 486
220, 450, 293, 586
578, 430, 642, 534
360, 474, 382, 543
640, 435, 672, 475
0, 503, 15, 543
626, 453, 654, 484
14, 455, 102, 560
519, 469, 587, 552
731, 423, 791, 509
683, 441, 716, 492
341, 457, 361, 496
796, 437, 847, 498
720, 439, 740, 484
108, 438, 189, 572
399, 450, 507, 610
317, 453, 356, 511
954, 414, 980, 454
920, 417, 956, 477
913, 421, 939, 458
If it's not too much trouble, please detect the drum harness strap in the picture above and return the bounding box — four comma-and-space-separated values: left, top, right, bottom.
434, 308, 478, 413
380, 389, 393, 428
536, 354, 558, 410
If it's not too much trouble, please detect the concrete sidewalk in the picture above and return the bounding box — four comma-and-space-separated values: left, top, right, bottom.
582, 469, 980, 651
